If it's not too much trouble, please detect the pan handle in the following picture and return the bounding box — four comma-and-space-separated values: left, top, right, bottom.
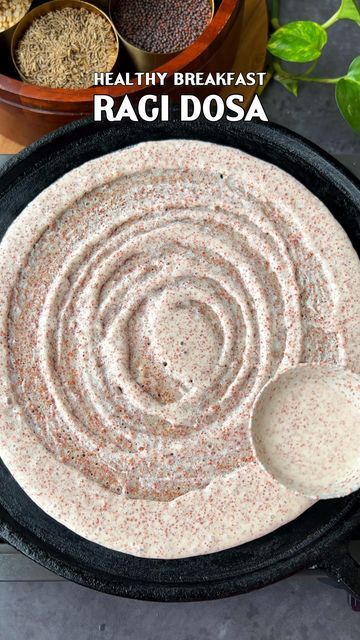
317, 541, 360, 599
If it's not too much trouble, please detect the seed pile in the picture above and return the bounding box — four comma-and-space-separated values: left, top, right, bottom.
15, 7, 118, 89
0, 0, 31, 32
113, 0, 212, 54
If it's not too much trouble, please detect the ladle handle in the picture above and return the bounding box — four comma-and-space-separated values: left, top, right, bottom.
317, 542, 360, 599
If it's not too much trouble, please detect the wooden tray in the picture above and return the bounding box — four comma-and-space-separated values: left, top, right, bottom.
0, 0, 268, 152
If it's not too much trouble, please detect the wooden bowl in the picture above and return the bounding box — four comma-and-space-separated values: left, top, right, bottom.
0, 0, 245, 146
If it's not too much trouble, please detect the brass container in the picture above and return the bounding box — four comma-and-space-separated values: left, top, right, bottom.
109, 0, 215, 73
11, 0, 119, 86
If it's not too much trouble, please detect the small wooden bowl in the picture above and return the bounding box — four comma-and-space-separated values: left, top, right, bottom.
11, 0, 119, 87
109, 0, 215, 73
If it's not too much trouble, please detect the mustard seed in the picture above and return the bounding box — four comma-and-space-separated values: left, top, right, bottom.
113, 0, 212, 54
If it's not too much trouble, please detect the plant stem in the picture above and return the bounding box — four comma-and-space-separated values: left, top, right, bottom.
273, 62, 342, 85
290, 75, 342, 84
321, 10, 340, 30
271, 0, 280, 30
303, 60, 318, 76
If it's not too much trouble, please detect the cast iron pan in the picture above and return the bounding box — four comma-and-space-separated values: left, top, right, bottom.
0, 118, 360, 602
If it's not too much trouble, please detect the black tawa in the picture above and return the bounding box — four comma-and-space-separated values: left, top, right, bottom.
0, 118, 360, 601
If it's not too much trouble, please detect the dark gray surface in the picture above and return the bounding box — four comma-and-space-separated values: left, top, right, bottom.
262, 0, 360, 154
0, 576, 359, 640
0, 2, 360, 630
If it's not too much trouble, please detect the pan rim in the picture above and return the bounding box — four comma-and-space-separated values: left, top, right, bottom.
0, 117, 359, 601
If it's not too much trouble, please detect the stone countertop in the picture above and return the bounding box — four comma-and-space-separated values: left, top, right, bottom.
0, 0, 360, 632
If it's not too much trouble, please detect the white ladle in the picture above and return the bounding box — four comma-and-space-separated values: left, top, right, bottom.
250, 364, 360, 499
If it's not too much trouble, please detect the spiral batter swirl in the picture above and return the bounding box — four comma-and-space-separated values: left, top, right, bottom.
6, 142, 346, 503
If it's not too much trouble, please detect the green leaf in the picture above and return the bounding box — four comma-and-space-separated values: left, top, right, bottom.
267, 21, 328, 63
336, 57, 360, 134
274, 74, 299, 96
337, 0, 360, 25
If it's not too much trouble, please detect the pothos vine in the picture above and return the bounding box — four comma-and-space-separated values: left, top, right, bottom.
267, 0, 360, 134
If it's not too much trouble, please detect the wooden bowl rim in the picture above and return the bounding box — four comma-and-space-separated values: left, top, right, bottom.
0, 0, 242, 104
